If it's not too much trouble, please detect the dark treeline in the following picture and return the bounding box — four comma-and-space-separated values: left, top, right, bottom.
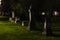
2, 0, 60, 18
30, 0, 60, 36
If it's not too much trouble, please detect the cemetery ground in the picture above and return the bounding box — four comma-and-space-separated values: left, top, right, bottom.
0, 17, 60, 40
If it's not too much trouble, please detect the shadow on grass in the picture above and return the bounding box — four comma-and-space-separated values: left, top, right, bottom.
0, 31, 41, 40
52, 34, 60, 37
46, 33, 60, 37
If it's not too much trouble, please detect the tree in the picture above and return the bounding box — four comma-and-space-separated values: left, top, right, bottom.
10, 0, 30, 20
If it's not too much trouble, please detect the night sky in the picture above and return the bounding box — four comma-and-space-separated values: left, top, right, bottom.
31, 0, 60, 11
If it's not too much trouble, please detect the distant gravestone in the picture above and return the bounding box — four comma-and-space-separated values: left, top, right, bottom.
9, 11, 15, 23
22, 21, 24, 26
9, 11, 15, 22
9, 17, 14, 23
15, 17, 20, 24
9, 17, 12, 21
15, 17, 17, 23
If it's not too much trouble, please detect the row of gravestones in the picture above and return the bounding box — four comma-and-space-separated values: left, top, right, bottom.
9, 17, 29, 26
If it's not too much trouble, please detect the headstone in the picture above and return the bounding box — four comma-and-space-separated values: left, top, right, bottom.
9, 17, 12, 21
9, 17, 14, 23
15, 17, 20, 24
15, 17, 17, 23
22, 21, 24, 26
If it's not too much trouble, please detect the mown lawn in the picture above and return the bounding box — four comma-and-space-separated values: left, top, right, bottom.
0, 21, 59, 40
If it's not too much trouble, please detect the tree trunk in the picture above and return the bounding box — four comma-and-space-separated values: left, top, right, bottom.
46, 11, 52, 36
30, 9, 37, 30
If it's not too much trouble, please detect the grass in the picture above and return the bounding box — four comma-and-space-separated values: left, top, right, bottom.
0, 21, 59, 40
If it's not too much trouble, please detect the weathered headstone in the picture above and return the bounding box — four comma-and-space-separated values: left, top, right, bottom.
15, 17, 17, 23
22, 21, 24, 26
9, 17, 12, 21
15, 17, 20, 24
